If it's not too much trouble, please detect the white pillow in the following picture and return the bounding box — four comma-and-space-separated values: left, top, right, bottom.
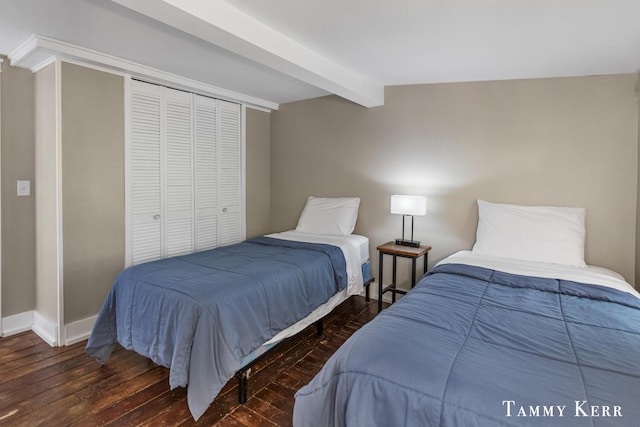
296, 196, 361, 235
472, 200, 587, 267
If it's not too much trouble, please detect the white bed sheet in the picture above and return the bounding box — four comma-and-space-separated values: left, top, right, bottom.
438, 250, 640, 299
261, 231, 369, 345
271, 230, 370, 265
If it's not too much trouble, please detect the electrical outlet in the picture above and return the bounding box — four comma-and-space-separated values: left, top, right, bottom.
17, 180, 31, 196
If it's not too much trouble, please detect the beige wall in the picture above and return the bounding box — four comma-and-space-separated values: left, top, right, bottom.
246, 107, 271, 238
1, 57, 36, 317
3, 59, 638, 330
61, 63, 125, 323
271, 75, 639, 286
637, 72, 640, 285
34, 63, 59, 322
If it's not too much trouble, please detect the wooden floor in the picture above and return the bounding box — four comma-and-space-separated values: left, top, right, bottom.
0, 296, 383, 426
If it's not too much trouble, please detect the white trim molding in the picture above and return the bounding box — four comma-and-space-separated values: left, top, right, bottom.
54, 58, 65, 347
65, 315, 98, 346
0, 56, 3, 335
241, 104, 247, 242
1, 311, 33, 337
123, 75, 133, 267
8, 35, 279, 111
1, 310, 96, 346
366, 281, 394, 304
32, 311, 58, 347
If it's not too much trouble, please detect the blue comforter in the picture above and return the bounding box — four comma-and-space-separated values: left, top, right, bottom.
293, 263, 640, 426
86, 237, 347, 421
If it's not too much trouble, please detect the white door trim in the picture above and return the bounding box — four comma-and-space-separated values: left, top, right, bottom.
0, 57, 4, 335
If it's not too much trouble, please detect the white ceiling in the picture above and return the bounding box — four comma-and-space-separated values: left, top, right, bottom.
1, 0, 640, 108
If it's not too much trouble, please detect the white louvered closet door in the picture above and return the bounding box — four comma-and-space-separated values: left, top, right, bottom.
218, 100, 242, 246
194, 95, 218, 251
130, 81, 163, 264
164, 88, 194, 257
128, 80, 243, 266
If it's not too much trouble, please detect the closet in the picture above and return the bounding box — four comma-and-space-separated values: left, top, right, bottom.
127, 79, 242, 265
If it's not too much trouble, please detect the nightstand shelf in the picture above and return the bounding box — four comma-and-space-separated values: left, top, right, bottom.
377, 241, 431, 313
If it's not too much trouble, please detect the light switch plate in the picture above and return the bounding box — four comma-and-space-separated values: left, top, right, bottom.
17, 180, 31, 196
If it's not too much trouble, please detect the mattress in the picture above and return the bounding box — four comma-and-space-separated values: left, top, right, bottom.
293, 251, 640, 426
241, 260, 373, 365
438, 250, 639, 298
87, 236, 352, 421
268, 230, 370, 266
253, 231, 370, 348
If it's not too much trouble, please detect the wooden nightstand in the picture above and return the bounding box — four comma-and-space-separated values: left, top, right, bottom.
377, 241, 432, 313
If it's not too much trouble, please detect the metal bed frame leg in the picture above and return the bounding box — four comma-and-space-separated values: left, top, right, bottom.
237, 369, 249, 404
232, 292, 372, 405
234, 318, 327, 404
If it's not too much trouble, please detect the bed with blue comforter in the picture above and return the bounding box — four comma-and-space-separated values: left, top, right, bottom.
293, 255, 640, 426
86, 237, 348, 421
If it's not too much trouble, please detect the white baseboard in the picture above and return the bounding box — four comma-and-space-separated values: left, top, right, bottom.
380, 293, 393, 303
1, 310, 96, 347
362, 281, 394, 303
65, 315, 97, 345
1, 311, 34, 337
32, 311, 58, 347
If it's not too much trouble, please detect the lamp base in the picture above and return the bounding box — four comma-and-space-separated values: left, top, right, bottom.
395, 239, 421, 248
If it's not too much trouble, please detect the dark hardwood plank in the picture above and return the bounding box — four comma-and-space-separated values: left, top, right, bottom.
0, 331, 45, 356
0, 348, 139, 416
229, 405, 278, 427
0, 296, 386, 426
0, 341, 87, 386
245, 396, 292, 426
216, 414, 251, 427
71, 366, 170, 426
254, 385, 295, 416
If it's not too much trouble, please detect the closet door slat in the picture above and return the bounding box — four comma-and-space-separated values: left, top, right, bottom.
194, 95, 218, 251
130, 81, 162, 264
217, 100, 242, 247
164, 88, 194, 257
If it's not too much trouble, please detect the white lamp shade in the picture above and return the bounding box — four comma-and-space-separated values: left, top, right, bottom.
390, 195, 427, 216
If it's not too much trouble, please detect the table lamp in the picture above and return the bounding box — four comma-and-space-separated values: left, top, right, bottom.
390, 195, 427, 247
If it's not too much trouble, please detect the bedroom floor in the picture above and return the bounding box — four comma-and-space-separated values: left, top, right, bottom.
0, 295, 384, 426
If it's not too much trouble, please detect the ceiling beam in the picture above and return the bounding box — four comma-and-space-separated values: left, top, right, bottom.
111, 0, 384, 107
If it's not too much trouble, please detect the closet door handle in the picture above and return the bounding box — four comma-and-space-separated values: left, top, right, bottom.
153, 214, 161, 220
222, 208, 228, 213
